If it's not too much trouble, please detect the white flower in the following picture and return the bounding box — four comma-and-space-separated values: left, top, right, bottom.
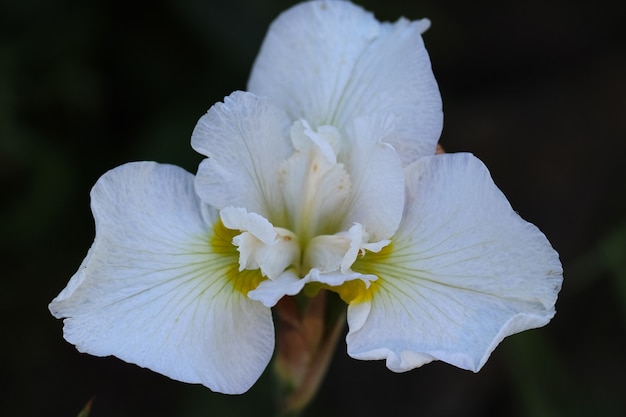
49, 0, 562, 396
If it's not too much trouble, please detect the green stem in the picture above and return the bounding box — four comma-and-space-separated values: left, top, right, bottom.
273, 291, 346, 416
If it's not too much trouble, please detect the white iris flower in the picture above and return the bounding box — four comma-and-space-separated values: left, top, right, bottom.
50, 1, 562, 395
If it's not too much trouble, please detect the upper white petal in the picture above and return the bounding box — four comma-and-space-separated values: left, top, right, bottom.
191, 91, 292, 224
346, 153, 563, 372
339, 115, 405, 241
280, 120, 352, 239
49, 162, 274, 394
248, 0, 442, 163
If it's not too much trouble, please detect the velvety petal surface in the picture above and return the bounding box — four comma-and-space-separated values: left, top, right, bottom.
49, 162, 274, 394
248, 0, 442, 164
192, 91, 292, 224
346, 153, 563, 372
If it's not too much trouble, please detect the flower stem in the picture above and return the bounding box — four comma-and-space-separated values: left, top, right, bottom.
273, 290, 346, 416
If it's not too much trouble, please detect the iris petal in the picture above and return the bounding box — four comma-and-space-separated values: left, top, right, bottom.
248, 0, 442, 164
346, 153, 562, 372
192, 91, 292, 224
49, 162, 274, 394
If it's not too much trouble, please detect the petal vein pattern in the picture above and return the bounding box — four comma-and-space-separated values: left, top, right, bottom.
346, 153, 563, 373
49, 162, 274, 394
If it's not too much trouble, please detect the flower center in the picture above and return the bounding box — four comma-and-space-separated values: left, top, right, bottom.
278, 120, 351, 243
219, 120, 390, 301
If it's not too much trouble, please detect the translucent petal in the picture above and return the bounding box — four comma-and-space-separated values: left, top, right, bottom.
248, 0, 442, 164
346, 153, 562, 372
191, 91, 292, 223
49, 162, 273, 394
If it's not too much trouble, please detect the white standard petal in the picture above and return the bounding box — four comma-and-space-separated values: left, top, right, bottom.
279, 120, 352, 240
346, 153, 563, 373
248, 0, 442, 163
49, 162, 274, 394
191, 91, 292, 223
340, 115, 405, 241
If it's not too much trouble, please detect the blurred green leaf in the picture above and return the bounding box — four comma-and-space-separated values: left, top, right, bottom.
568, 220, 626, 322
506, 331, 583, 417
76, 398, 93, 417
599, 221, 626, 320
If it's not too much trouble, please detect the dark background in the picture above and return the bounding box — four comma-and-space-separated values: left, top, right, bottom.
2, 0, 625, 416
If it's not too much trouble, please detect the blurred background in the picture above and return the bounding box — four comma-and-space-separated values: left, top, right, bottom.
2, 0, 625, 416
